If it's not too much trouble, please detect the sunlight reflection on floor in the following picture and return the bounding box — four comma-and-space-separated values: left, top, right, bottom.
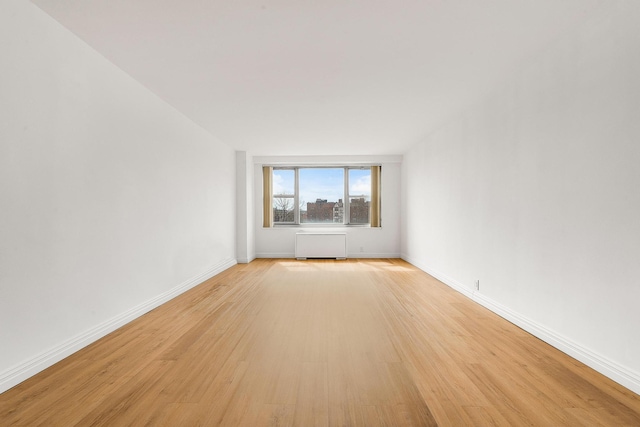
276, 259, 414, 272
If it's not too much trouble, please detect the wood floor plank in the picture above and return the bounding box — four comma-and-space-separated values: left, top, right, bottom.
292, 362, 329, 427
255, 403, 295, 427
1, 258, 639, 426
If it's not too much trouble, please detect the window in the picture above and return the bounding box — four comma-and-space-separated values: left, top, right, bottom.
272, 169, 295, 223
348, 168, 371, 225
299, 168, 344, 224
263, 166, 381, 227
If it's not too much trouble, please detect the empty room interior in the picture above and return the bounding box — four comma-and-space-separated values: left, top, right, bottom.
1, 0, 640, 425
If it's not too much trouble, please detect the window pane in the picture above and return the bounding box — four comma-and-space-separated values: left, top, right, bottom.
349, 168, 371, 224
273, 169, 294, 196
273, 197, 294, 222
348, 168, 371, 198
349, 196, 370, 224
272, 169, 295, 223
299, 168, 344, 223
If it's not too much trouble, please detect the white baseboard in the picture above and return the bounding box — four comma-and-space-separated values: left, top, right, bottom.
347, 253, 401, 259
401, 254, 640, 396
0, 257, 237, 394
255, 252, 295, 258
255, 253, 400, 259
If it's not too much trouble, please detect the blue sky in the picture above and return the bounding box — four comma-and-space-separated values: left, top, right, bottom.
299, 168, 343, 204
273, 168, 371, 209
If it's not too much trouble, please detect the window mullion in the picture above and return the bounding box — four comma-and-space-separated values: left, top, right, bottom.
294, 168, 300, 224
344, 167, 349, 225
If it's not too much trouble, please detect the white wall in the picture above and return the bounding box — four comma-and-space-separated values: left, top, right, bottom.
254, 156, 402, 258
0, 0, 236, 393
236, 151, 255, 263
402, 2, 640, 393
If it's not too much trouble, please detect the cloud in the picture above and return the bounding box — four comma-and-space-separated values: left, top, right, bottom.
272, 172, 285, 194
273, 171, 295, 195
350, 175, 371, 195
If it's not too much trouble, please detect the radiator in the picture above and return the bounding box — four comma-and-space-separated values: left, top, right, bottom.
295, 232, 347, 260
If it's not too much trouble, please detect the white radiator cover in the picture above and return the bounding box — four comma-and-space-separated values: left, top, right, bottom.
295, 233, 347, 259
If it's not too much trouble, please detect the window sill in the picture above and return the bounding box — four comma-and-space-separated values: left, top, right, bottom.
266, 224, 379, 229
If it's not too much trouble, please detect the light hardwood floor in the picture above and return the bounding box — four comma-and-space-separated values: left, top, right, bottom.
1, 259, 639, 426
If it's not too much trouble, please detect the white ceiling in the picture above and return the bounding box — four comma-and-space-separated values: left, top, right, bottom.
30, 0, 599, 156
